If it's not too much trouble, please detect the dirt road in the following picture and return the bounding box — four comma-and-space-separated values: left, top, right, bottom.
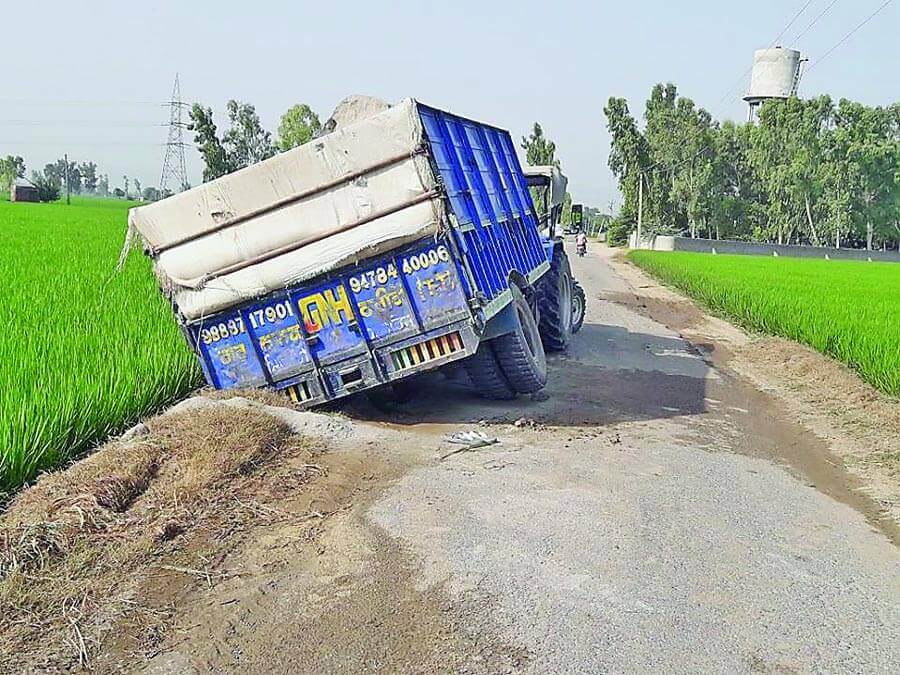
124, 245, 898, 672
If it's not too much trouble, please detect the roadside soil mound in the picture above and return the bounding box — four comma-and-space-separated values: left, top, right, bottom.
0, 395, 340, 672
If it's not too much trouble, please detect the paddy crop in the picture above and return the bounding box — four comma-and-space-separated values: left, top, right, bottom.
629, 251, 900, 397
0, 197, 200, 493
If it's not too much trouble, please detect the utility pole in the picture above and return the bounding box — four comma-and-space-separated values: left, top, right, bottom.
64, 153, 70, 205
159, 73, 190, 196
636, 172, 643, 246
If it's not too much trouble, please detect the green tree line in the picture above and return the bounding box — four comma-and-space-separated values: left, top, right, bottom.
605, 84, 900, 250
2, 153, 163, 203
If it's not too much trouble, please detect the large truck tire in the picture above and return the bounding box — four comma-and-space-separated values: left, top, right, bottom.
494, 285, 548, 394
538, 246, 573, 351
463, 341, 517, 400
571, 280, 586, 334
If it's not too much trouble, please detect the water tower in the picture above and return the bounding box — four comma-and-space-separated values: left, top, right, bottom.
744, 47, 805, 122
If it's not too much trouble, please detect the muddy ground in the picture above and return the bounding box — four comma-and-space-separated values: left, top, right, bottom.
2, 244, 898, 673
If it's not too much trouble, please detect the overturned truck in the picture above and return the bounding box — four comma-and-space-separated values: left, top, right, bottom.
129, 98, 584, 407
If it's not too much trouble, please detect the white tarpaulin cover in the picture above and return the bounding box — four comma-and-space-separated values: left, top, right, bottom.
128, 98, 442, 321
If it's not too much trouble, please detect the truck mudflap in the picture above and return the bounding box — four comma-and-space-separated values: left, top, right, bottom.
187, 239, 478, 406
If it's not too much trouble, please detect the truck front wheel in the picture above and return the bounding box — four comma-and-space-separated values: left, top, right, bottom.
493, 285, 548, 394
538, 246, 573, 351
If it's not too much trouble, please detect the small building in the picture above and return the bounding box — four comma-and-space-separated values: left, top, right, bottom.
10, 177, 39, 203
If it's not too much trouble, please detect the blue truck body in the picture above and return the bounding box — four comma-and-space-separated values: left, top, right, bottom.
187, 102, 552, 406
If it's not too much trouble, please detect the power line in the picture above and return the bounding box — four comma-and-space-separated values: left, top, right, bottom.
768, 0, 817, 47
805, 0, 895, 73
0, 98, 167, 107
793, 0, 841, 43
0, 120, 169, 128
0, 140, 172, 147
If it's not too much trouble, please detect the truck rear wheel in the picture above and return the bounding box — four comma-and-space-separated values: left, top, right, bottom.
463, 342, 517, 400
538, 246, 573, 351
494, 285, 547, 394
571, 280, 586, 334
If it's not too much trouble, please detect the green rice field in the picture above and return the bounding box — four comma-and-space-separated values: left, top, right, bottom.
629, 251, 900, 398
0, 197, 200, 493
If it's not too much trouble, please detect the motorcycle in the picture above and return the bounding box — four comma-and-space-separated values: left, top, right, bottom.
576, 238, 587, 257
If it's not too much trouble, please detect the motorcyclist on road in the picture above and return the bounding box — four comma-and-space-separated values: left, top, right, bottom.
575, 230, 587, 255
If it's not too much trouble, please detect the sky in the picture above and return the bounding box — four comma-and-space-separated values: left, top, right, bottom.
2, 0, 898, 209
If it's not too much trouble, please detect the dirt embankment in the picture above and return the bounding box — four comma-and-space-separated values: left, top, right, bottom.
0, 394, 362, 672
611, 252, 900, 526
1, 392, 512, 674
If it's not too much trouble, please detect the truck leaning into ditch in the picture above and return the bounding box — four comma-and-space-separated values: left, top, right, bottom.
129, 98, 582, 407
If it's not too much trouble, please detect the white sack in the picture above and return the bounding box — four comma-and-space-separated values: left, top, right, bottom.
128, 98, 441, 321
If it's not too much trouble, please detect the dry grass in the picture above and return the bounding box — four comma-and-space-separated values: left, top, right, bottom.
0, 400, 326, 672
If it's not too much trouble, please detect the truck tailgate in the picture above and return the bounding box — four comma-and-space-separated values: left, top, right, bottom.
191, 239, 474, 402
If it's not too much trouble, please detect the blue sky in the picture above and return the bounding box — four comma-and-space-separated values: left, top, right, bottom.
2, 0, 897, 208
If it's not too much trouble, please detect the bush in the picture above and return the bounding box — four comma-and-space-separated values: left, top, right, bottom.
606, 214, 633, 247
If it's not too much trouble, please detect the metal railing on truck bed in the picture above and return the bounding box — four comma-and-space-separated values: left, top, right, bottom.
418, 104, 550, 320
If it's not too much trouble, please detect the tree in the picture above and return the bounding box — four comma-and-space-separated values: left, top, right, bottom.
714, 121, 765, 240
134, 178, 142, 201
604, 96, 649, 234
669, 97, 718, 239
748, 96, 833, 245
98, 174, 109, 197
30, 171, 60, 202
190, 100, 277, 181
642, 84, 680, 231
521, 122, 564, 215
123, 175, 130, 199
278, 103, 321, 151
222, 100, 278, 168
521, 123, 558, 166
832, 100, 898, 250
113, 187, 125, 198
142, 186, 161, 202
0, 155, 25, 192
42, 162, 62, 189
44, 158, 81, 195
189, 104, 230, 182
80, 162, 98, 193
59, 158, 81, 194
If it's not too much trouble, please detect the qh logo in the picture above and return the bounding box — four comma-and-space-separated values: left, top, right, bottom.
297, 285, 355, 333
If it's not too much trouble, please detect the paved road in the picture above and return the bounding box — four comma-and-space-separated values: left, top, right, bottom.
365, 245, 900, 673
147, 244, 900, 674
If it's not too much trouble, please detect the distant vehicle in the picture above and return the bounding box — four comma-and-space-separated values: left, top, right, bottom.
129, 99, 586, 406
565, 203, 584, 235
